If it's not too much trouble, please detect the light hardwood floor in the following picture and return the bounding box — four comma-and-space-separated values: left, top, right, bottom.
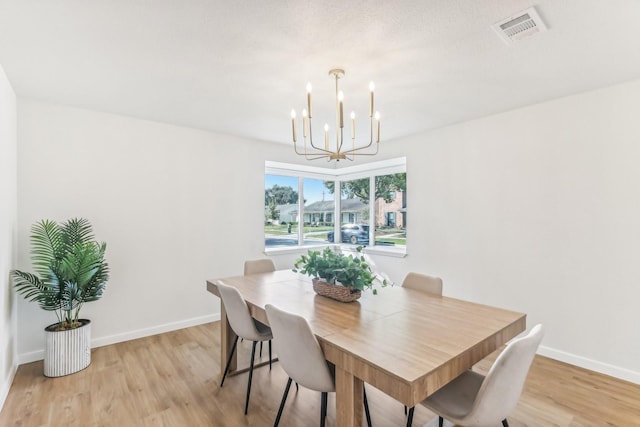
1, 322, 638, 426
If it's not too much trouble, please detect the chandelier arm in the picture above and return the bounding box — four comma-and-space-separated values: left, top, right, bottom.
341, 140, 376, 155
340, 136, 379, 156
293, 138, 335, 159
337, 128, 345, 154
293, 139, 335, 160
306, 118, 336, 154
340, 116, 375, 155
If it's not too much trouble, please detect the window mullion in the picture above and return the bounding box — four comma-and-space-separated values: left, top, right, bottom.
335, 179, 341, 244
298, 176, 304, 246
369, 175, 375, 245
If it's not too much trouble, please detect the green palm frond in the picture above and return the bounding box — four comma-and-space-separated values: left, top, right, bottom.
30, 220, 64, 279
12, 270, 62, 312
62, 218, 94, 250
12, 270, 48, 302
12, 218, 109, 327
60, 242, 100, 285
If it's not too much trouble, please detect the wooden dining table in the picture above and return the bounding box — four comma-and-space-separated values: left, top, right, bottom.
206, 269, 526, 427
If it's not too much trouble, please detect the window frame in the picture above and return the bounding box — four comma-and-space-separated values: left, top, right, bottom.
265, 157, 406, 257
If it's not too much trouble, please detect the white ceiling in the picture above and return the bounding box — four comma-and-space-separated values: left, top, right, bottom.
1, 0, 639, 145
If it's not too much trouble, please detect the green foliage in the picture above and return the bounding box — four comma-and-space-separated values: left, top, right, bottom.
324, 173, 406, 204
267, 200, 280, 220
265, 184, 299, 206
293, 247, 387, 292
12, 218, 110, 330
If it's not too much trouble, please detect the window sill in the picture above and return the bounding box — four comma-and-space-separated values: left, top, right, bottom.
264, 243, 331, 256
356, 245, 407, 258
265, 244, 407, 258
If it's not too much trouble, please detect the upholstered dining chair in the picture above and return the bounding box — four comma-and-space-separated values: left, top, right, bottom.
402, 272, 443, 426
401, 272, 443, 295
217, 282, 274, 415
265, 304, 373, 427
243, 258, 276, 275
243, 258, 276, 356
419, 324, 544, 427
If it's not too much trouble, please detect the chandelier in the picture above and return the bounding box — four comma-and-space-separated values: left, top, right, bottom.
290, 68, 380, 161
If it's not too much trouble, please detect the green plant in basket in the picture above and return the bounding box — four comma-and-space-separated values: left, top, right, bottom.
293, 246, 387, 294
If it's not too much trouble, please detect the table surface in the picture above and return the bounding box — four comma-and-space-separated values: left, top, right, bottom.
206, 269, 526, 426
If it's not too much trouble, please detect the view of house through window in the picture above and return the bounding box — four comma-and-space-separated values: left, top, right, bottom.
374, 173, 406, 247
264, 174, 299, 247
265, 159, 406, 251
302, 178, 335, 246
334, 178, 371, 246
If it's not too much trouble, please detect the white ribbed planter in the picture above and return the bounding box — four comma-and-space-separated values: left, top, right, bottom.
44, 319, 91, 377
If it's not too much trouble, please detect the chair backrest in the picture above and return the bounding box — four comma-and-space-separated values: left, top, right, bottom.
467, 324, 544, 426
216, 281, 263, 341
265, 304, 335, 393
244, 259, 276, 275
401, 272, 443, 295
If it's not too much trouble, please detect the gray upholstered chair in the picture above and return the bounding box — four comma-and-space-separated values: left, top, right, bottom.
243, 258, 276, 275
403, 272, 443, 426
265, 304, 373, 427
420, 324, 544, 427
243, 258, 276, 356
217, 282, 273, 415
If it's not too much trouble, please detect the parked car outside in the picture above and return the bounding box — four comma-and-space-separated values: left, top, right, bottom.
327, 224, 370, 245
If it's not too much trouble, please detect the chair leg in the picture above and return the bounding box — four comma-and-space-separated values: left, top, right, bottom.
363, 386, 373, 427
439, 416, 444, 427
320, 392, 328, 427
502, 420, 509, 427
220, 335, 239, 387
404, 405, 407, 415
269, 340, 272, 370
260, 340, 263, 358
273, 377, 293, 427
406, 406, 414, 427
244, 341, 258, 415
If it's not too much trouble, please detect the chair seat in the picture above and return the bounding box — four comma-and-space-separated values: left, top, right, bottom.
253, 319, 273, 340
421, 370, 484, 421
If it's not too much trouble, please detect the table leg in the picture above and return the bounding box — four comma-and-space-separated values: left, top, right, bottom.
335, 365, 363, 427
220, 302, 237, 383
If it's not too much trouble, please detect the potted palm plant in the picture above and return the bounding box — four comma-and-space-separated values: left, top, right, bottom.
293, 246, 387, 302
12, 218, 109, 377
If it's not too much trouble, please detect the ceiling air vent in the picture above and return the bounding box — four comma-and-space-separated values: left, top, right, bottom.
492, 6, 547, 45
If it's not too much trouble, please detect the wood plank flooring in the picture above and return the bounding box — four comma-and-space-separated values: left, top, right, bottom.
1, 322, 638, 426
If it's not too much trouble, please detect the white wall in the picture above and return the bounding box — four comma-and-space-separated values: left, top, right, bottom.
346, 79, 640, 383
15, 78, 640, 384
16, 100, 298, 361
0, 64, 17, 408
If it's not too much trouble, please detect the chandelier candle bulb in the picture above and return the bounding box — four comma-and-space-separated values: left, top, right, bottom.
324, 123, 329, 150
306, 83, 312, 118
369, 81, 375, 117
350, 111, 355, 139
291, 109, 297, 142
338, 91, 344, 128
302, 109, 308, 138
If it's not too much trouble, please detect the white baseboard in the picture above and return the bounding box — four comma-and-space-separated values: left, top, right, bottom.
15, 316, 639, 386
18, 313, 220, 365
0, 362, 18, 413
538, 345, 640, 385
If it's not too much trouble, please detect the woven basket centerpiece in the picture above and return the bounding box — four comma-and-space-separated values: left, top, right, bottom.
312, 278, 362, 303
